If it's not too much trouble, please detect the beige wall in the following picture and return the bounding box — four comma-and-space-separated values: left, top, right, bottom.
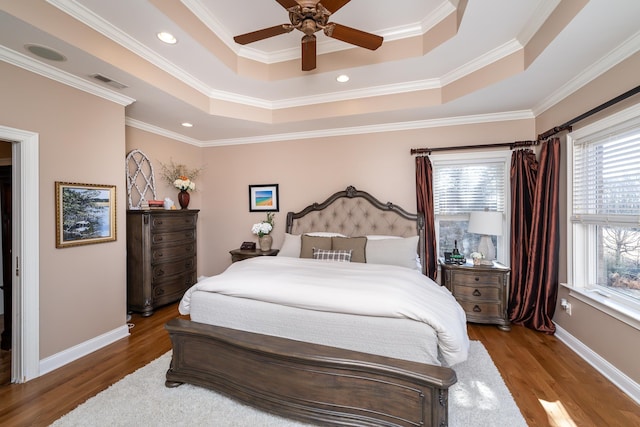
536, 51, 640, 384
0, 62, 127, 358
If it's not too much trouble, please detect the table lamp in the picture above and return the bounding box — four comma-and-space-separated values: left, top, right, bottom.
467, 211, 503, 261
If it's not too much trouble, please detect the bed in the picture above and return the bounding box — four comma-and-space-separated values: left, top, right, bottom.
165, 186, 469, 426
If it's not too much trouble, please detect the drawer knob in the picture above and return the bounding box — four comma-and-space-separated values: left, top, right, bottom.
156, 288, 165, 296
157, 269, 164, 276
473, 289, 481, 297
474, 277, 480, 281
473, 305, 481, 312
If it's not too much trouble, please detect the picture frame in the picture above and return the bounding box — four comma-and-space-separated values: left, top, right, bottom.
248, 184, 279, 212
55, 182, 117, 248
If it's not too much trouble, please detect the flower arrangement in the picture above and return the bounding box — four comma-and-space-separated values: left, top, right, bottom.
159, 159, 204, 193
173, 176, 195, 192
252, 212, 274, 237
470, 251, 485, 265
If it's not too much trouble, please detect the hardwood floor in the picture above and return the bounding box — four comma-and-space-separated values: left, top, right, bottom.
0, 303, 638, 426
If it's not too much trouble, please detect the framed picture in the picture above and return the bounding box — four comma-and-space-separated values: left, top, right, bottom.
55, 182, 117, 248
249, 184, 279, 212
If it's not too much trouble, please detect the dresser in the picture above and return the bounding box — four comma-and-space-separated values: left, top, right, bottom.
440, 260, 511, 331
127, 209, 199, 316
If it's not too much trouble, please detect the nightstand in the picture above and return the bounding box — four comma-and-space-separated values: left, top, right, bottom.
440, 260, 511, 331
229, 248, 279, 263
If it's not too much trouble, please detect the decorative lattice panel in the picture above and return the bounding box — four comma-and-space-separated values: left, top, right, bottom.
126, 149, 157, 209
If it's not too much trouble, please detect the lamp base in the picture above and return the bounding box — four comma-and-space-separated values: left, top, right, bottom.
477, 235, 496, 261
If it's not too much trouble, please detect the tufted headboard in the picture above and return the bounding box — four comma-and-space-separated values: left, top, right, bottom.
286, 186, 426, 274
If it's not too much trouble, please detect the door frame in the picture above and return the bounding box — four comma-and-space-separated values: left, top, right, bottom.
0, 125, 39, 382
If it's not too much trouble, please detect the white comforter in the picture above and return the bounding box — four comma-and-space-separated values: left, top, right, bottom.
180, 257, 469, 365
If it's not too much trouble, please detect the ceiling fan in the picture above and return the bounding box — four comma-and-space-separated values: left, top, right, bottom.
233, 0, 383, 71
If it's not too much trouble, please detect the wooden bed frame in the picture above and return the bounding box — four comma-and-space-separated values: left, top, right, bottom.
165, 186, 457, 426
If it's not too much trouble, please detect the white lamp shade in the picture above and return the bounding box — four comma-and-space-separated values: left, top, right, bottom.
467, 211, 503, 236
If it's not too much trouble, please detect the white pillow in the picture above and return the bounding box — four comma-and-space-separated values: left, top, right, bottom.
366, 235, 420, 270
305, 232, 346, 237
277, 233, 301, 257
365, 235, 402, 240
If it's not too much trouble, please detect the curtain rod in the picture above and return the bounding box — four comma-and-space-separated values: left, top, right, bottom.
411, 84, 640, 156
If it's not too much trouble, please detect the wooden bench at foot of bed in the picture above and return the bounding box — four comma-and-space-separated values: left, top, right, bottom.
165, 318, 457, 427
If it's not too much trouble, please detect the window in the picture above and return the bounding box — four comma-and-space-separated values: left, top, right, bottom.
431, 151, 510, 263
568, 103, 640, 315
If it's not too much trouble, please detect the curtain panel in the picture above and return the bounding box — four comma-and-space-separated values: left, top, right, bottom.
415, 156, 438, 280
509, 139, 561, 333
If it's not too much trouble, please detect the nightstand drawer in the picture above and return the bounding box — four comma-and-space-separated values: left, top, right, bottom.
450, 270, 504, 287
457, 301, 502, 318
452, 284, 501, 301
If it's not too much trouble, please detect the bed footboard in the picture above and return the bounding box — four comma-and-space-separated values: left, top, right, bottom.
165, 318, 456, 427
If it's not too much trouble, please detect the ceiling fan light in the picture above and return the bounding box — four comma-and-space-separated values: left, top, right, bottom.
157, 32, 177, 44
336, 74, 350, 83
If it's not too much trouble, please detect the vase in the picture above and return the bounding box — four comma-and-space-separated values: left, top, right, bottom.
259, 235, 272, 251
177, 190, 190, 209
473, 257, 481, 266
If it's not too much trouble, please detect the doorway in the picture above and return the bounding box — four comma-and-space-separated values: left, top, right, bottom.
0, 149, 11, 384
0, 125, 39, 384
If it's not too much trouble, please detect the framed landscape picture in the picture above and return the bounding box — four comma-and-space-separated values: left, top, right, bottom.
55, 182, 117, 248
249, 184, 279, 212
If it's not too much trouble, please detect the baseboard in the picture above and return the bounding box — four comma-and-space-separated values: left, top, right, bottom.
554, 323, 640, 405
39, 325, 130, 376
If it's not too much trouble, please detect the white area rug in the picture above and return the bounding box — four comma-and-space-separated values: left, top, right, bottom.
51, 341, 526, 426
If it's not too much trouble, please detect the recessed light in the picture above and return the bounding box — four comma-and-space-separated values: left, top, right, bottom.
157, 32, 177, 44
181, 122, 193, 128
336, 74, 350, 83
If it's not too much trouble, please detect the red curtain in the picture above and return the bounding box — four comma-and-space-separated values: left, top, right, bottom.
509, 138, 561, 333
416, 156, 438, 280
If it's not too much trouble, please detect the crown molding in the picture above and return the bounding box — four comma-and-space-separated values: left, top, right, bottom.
0, 45, 135, 106
532, 30, 640, 116
125, 118, 202, 147
200, 110, 534, 147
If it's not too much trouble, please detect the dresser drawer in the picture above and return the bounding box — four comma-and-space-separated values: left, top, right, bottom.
150, 214, 197, 232
153, 271, 196, 306
450, 270, 504, 287
452, 284, 501, 301
151, 229, 196, 245
152, 257, 195, 281
151, 242, 196, 263
457, 300, 502, 318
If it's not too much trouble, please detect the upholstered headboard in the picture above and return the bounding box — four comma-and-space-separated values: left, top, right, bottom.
286, 186, 426, 273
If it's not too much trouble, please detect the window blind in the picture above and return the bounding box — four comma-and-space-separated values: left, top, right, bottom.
433, 162, 505, 215
572, 123, 640, 226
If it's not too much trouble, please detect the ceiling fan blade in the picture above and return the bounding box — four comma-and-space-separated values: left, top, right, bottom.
275, 0, 299, 9
319, 0, 351, 14
234, 24, 293, 45
301, 35, 317, 71
324, 23, 383, 50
